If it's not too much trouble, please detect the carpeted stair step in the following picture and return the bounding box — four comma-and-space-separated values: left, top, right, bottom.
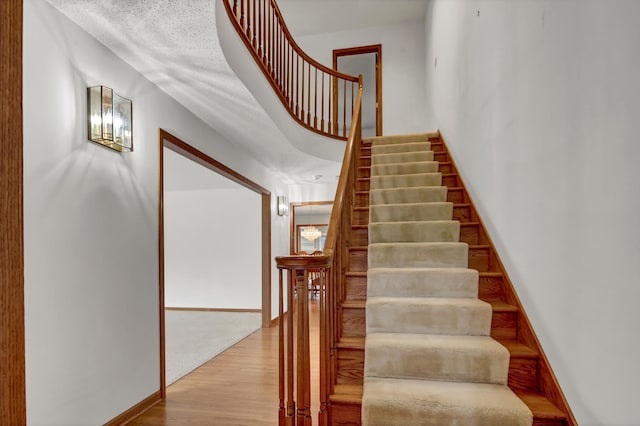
371, 151, 434, 165
369, 220, 460, 244
370, 172, 442, 189
365, 132, 436, 145
371, 160, 439, 176
367, 267, 479, 298
371, 141, 431, 155
369, 186, 447, 205
368, 242, 468, 269
364, 333, 510, 385
362, 377, 533, 426
370, 202, 453, 222
366, 297, 492, 335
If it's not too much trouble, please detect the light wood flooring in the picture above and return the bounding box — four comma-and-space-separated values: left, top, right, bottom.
132, 300, 320, 425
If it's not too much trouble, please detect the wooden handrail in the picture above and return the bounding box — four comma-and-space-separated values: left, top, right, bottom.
276, 83, 362, 426
222, 0, 359, 140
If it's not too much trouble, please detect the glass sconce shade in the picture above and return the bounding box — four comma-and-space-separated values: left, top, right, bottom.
87, 86, 133, 152
277, 195, 288, 216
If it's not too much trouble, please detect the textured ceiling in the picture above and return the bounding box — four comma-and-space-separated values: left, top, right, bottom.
44, 0, 426, 184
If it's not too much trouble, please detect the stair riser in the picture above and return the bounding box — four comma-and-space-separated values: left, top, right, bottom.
356, 179, 370, 191
357, 167, 370, 179
341, 307, 366, 337
508, 358, 539, 392
479, 275, 504, 301
438, 162, 453, 173
370, 203, 453, 223
447, 188, 464, 204
371, 151, 434, 165
365, 341, 509, 385
370, 133, 434, 145
370, 173, 442, 190
359, 156, 371, 167
337, 348, 364, 385
355, 192, 369, 207
368, 244, 468, 269
370, 187, 447, 205
351, 227, 368, 246
491, 312, 518, 340
345, 275, 367, 300
371, 141, 431, 155
366, 302, 492, 336
469, 246, 491, 272
369, 221, 460, 244
460, 224, 480, 245
371, 161, 439, 176
434, 152, 448, 162
328, 403, 361, 426
453, 204, 471, 222
367, 269, 479, 299
353, 209, 369, 226
349, 249, 367, 272
443, 174, 459, 187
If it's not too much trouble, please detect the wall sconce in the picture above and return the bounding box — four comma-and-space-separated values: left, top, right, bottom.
87, 86, 133, 152
277, 195, 288, 216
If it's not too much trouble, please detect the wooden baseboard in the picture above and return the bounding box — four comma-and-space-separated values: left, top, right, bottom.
165, 307, 261, 313
270, 311, 288, 327
104, 390, 162, 426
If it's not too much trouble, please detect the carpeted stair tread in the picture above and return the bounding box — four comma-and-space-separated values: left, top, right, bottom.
370, 172, 442, 189
369, 186, 447, 205
365, 333, 510, 384
367, 267, 479, 298
368, 242, 468, 269
370, 202, 453, 222
371, 141, 431, 155
371, 161, 439, 176
362, 377, 533, 426
369, 220, 460, 244
371, 151, 434, 165
365, 132, 437, 145
366, 297, 492, 335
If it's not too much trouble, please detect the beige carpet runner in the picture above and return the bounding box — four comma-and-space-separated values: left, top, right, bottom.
361, 133, 533, 425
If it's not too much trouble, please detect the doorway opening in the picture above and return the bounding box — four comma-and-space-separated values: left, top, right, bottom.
290, 201, 333, 254
159, 129, 271, 397
333, 44, 382, 137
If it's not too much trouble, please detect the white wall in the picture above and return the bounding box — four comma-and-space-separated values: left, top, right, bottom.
424, 1, 640, 424
23, 1, 289, 424
295, 19, 428, 136
164, 188, 261, 309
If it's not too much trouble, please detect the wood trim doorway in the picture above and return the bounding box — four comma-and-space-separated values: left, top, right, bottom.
333, 44, 382, 136
1, 0, 26, 422
289, 201, 333, 254
159, 129, 272, 398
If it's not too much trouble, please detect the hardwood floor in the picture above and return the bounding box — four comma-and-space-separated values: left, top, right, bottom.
132, 300, 320, 425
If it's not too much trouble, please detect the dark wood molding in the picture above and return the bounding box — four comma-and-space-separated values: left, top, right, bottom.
333, 44, 383, 136
103, 390, 162, 426
166, 307, 262, 313
158, 129, 273, 398
0, 0, 26, 423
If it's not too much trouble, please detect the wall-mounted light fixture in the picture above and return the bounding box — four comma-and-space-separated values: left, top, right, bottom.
87, 86, 133, 152
277, 195, 288, 216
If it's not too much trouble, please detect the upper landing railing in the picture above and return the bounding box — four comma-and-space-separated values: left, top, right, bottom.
222, 0, 361, 139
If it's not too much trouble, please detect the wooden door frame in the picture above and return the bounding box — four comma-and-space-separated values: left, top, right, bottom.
159, 129, 272, 397
289, 201, 333, 254
333, 44, 383, 136
1, 0, 26, 422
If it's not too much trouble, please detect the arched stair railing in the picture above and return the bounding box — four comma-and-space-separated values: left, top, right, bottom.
222, 1, 363, 424
222, 0, 361, 139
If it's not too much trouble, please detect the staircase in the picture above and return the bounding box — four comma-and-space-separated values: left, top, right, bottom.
328, 132, 573, 425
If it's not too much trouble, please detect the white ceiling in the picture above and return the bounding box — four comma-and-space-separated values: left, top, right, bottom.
44, 0, 426, 184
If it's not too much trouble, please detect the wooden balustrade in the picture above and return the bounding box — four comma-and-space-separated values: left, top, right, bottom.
276, 85, 363, 425
222, 0, 360, 140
